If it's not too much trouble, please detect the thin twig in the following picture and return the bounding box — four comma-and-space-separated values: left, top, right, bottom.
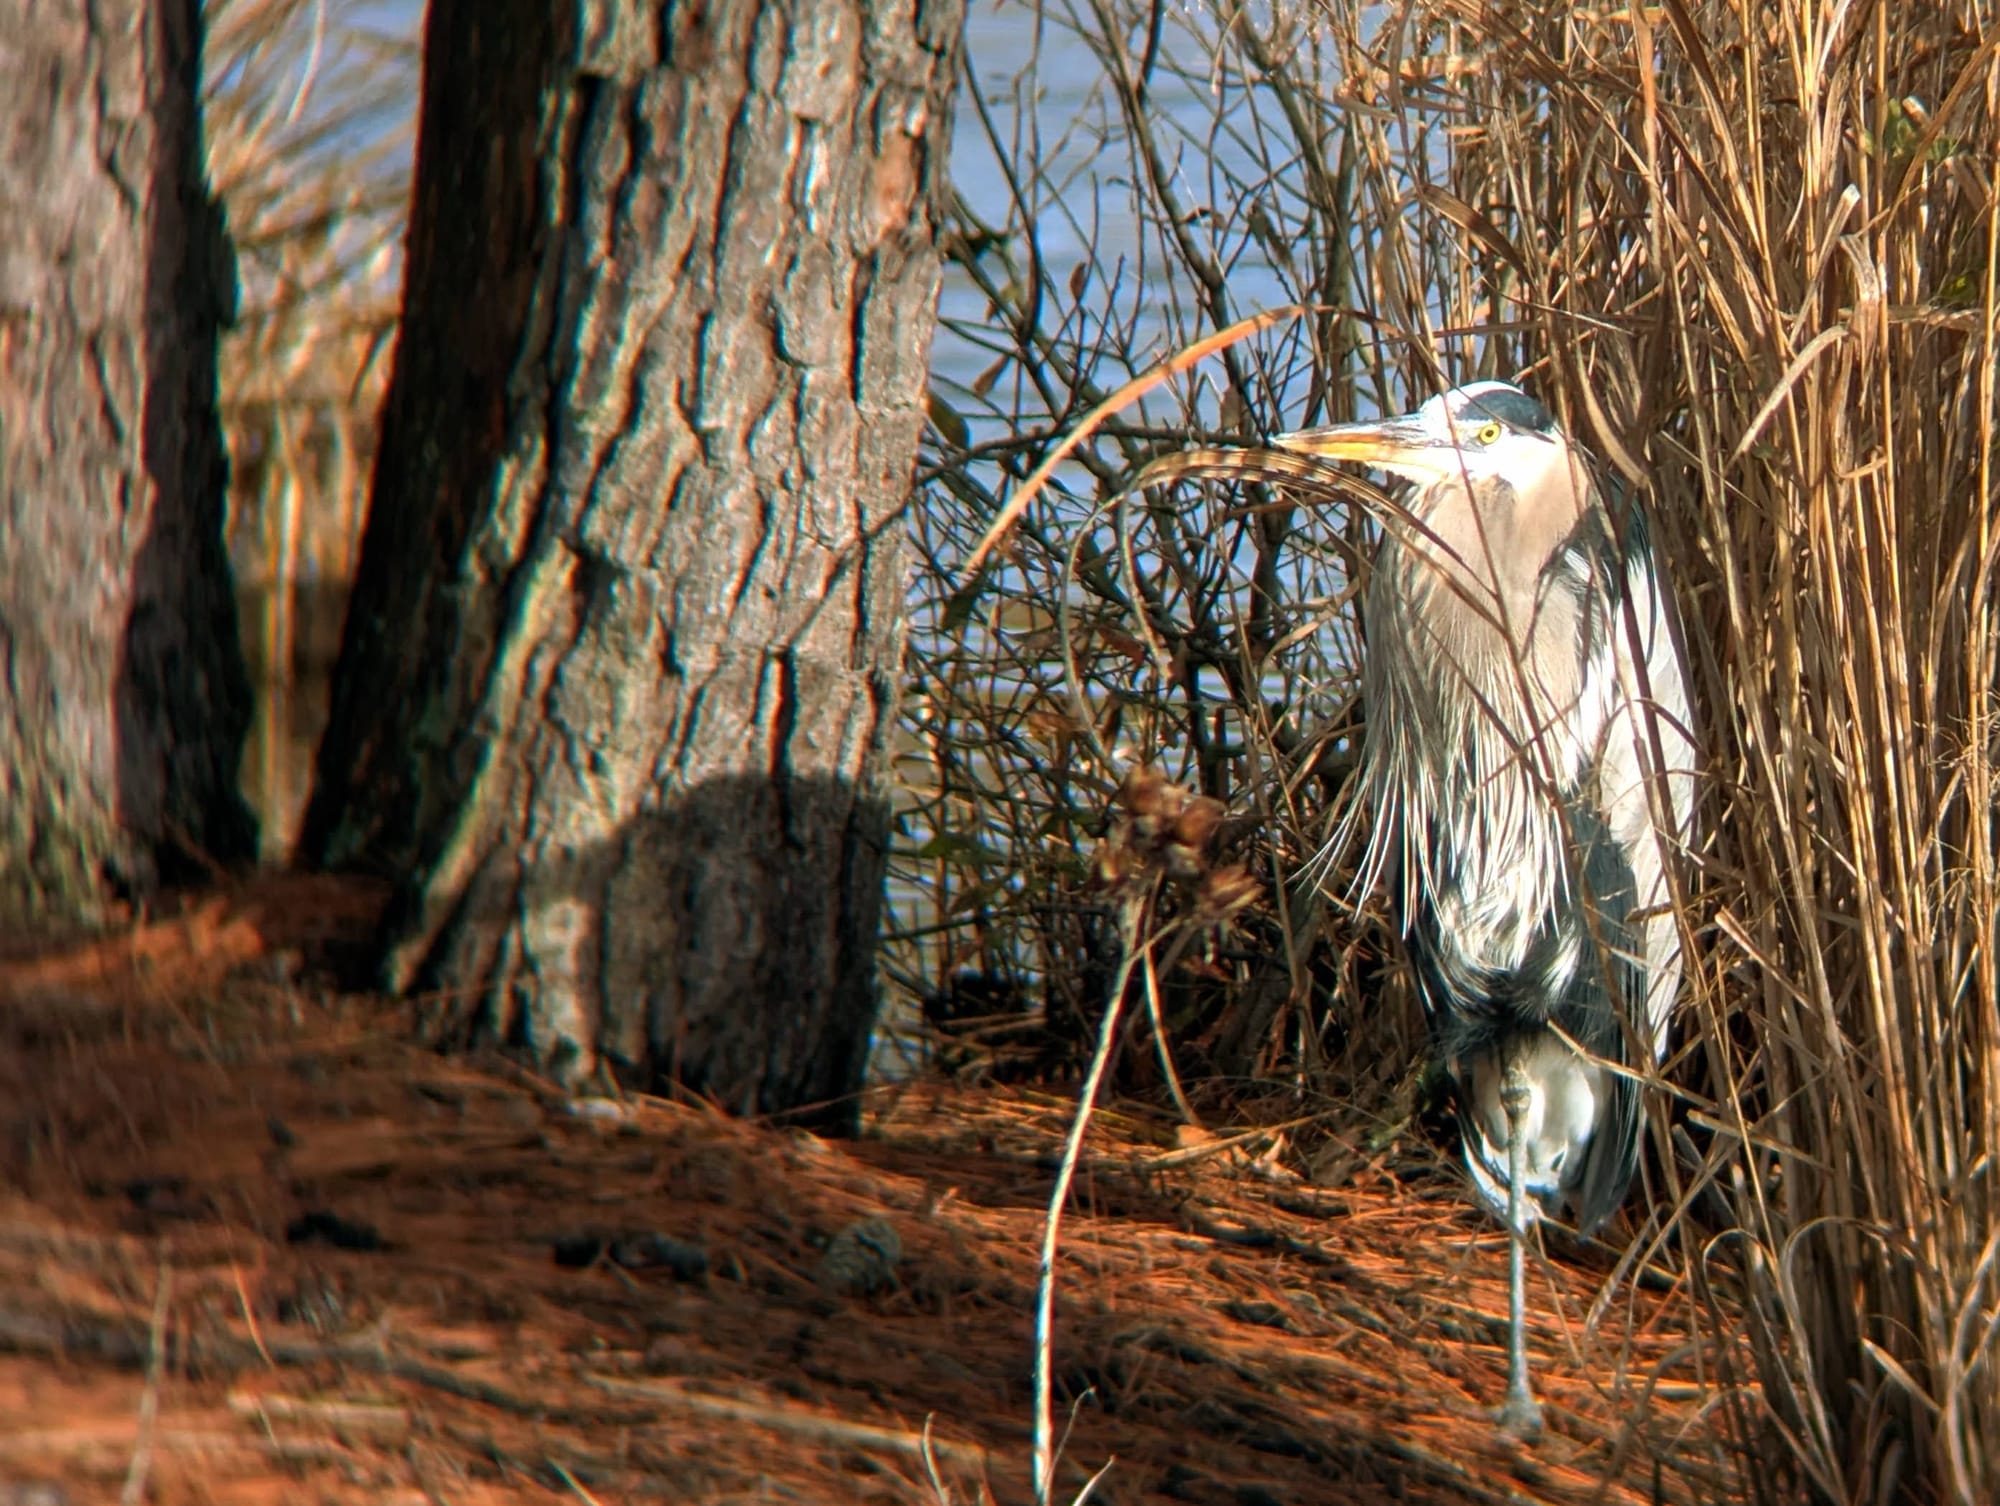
119, 1261, 172, 1506
549, 1458, 605, 1506
1139, 939, 1198, 1126
959, 307, 1306, 577
582, 1374, 988, 1468
1032, 886, 1150, 1504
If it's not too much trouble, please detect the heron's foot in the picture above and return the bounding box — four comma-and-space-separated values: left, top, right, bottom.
1495, 1389, 1544, 1441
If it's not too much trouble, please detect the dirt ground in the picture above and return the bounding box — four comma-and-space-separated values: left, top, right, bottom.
0, 885, 1761, 1505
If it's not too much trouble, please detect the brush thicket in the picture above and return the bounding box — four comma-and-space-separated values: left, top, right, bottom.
919, 0, 2000, 1497
208, 0, 2000, 1495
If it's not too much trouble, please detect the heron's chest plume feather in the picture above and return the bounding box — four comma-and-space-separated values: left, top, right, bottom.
1356, 481, 1616, 977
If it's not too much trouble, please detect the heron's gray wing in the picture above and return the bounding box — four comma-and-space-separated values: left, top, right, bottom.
1558, 493, 1694, 1228
1555, 798, 1648, 1233
1598, 500, 1699, 1050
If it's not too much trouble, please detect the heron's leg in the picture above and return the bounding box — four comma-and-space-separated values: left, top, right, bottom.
1496, 1056, 1545, 1439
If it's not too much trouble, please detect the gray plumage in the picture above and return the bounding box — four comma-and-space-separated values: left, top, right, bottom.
1278, 379, 1697, 1434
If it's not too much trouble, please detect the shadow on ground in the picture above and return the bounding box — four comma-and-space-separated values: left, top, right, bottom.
0, 972, 1757, 1504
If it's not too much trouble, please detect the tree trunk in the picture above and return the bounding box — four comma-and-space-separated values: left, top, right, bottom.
0, 2, 256, 923
304, 0, 959, 1127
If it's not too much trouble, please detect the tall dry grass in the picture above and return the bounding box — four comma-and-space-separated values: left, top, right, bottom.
918, 0, 2000, 1499
1424, 5, 2000, 1499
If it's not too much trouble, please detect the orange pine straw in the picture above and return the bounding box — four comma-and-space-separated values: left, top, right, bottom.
957, 305, 1310, 579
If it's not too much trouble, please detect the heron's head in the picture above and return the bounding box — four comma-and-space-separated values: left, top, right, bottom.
1274, 380, 1569, 493
1457, 1032, 1610, 1230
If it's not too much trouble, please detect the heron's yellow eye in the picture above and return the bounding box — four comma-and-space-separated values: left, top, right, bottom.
1476, 421, 1503, 445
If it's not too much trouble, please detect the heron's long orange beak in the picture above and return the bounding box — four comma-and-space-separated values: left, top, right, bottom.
1273, 416, 1458, 483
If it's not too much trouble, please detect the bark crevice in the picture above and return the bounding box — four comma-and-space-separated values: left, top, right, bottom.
308, 0, 960, 1129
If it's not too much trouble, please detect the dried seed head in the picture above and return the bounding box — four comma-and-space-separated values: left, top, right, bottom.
1118, 764, 1174, 821
1172, 796, 1225, 852
1115, 763, 1188, 849
1103, 765, 1246, 904
1094, 839, 1136, 888
1163, 841, 1206, 881
1197, 863, 1261, 923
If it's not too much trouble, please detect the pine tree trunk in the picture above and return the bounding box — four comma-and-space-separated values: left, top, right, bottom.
0, 2, 255, 923
305, 0, 958, 1126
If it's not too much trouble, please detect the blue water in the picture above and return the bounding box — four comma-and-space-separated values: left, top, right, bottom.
215, 0, 1325, 400
942, 0, 1304, 394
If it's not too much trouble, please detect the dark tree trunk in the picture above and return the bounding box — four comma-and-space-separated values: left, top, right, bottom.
304, 0, 959, 1127
0, 2, 256, 923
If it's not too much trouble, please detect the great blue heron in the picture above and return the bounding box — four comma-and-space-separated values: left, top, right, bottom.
1277, 380, 1696, 1435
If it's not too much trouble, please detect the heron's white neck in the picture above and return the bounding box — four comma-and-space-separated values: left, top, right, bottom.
1361, 446, 1613, 968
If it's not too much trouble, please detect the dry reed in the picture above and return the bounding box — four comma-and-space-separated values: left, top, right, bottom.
919, 0, 2000, 1499
1420, 6, 2000, 1500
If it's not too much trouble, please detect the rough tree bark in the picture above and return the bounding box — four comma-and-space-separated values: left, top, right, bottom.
0, 3, 256, 923
304, 0, 959, 1126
